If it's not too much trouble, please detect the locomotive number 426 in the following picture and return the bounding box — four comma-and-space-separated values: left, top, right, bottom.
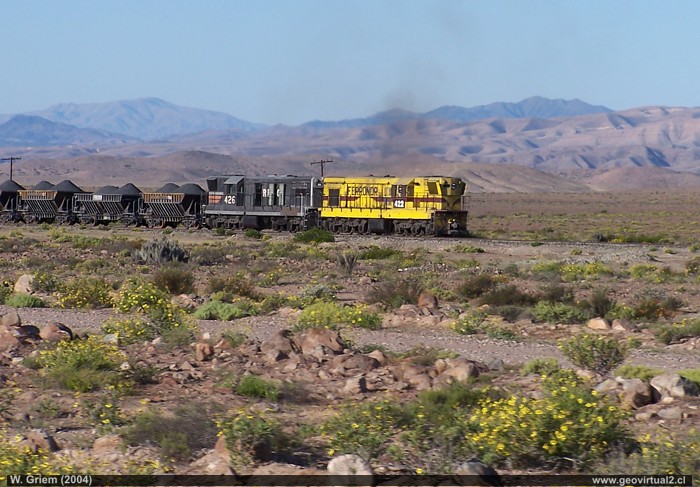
224, 195, 236, 205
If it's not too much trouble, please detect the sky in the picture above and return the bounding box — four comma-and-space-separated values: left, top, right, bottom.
2, 0, 700, 126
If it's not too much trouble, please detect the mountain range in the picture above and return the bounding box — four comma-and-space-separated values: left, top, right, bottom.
1, 96, 700, 192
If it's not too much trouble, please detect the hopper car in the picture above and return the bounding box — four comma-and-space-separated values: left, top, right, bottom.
0, 172, 469, 236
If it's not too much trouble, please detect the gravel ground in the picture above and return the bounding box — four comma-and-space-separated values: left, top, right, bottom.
5, 304, 699, 372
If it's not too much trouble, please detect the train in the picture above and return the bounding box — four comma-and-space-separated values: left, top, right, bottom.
0, 174, 469, 237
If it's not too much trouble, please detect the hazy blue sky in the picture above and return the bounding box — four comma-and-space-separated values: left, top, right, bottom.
3, 0, 700, 125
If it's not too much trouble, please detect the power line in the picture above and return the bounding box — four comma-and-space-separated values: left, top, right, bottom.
0, 156, 21, 181
310, 159, 333, 177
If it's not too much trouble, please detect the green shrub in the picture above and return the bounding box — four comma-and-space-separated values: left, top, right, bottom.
521, 358, 562, 376
613, 365, 664, 381
558, 334, 629, 375
293, 227, 334, 244
194, 300, 258, 321
654, 318, 700, 345
132, 237, 189, 264
236, 375, 280, 401
295, 301, 381, 331
321, 400, 401, 460
33, 336, 126, 392
126, 403, 222, 461
463, 373, 630, 469
366, 277, 423, 308
491, 305, 525, 323
216, 409, 284, 468
244, 228, 264, 239
0, 281, 12, 304
207, 273, 259, 299
533, 301, 588, 324
32, 270, 62, 293
452, 244, 485, 254
5, 293, 46, 308
57, 277, 113, 309
457, 274, 498, 299
479, 284, 536, 307
303, 283, 337, 301
452, 310, 486, 335
537, 283, 575, 303
589, 287, 614, 318
153, 264, 195, 295
631, 294, 683, 320
359, 245, 401, 260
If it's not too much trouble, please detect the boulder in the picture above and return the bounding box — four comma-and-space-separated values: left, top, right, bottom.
0, 310, 21, 329
261, 329, 296, 359
295, 328, 345, 355
650, 373, 700, 399
0, 329, 19, 352
40, 323, 72, 342
25, 429, 60, 453
93, 434, 124, 454
171, 294, 198, 310
417, 292, 438, 309
342, 376, 368, 395
327, 454, 373, 475
587, 317, 611, 331
14, 274, 34, 295
195, 342, 214, 362
619, 378, 655, 409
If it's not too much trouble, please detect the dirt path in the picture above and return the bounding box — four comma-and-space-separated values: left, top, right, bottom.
5, 304, 698, 372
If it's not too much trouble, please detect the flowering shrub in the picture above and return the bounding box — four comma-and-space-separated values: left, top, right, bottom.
194, 300, 259, 321
463, 372, 630, 468
57, 277, 113, 309
533, 301, 588, 324
0, 429, 72, 479
295, 301, 381, 331
216, 409, 282, 468
113, 278, 196, 343
558, 333, 628, 375
531, 261, 612, 282
102, 317, 153, 345
34, 336, 126, 392
320, 400, 401, 460
82, 389, 124, 434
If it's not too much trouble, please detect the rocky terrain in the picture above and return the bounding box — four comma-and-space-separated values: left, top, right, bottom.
0, 221, 699, 478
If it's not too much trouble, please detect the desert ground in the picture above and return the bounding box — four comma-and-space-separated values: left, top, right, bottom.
0, 190, 698, 479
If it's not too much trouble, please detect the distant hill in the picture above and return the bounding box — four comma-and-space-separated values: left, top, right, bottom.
23, 97, 264, 141
0, 115, 137, 147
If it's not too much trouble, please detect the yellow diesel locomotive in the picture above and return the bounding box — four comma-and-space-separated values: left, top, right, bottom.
320, 175, 468, 236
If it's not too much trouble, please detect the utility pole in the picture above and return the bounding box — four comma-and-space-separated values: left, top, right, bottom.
1, 156, 21, 181
310, 159, 333, 177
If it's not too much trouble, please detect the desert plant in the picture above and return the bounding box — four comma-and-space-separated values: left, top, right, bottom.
33, 336, 127, 392
236, 375, 280, 401
558, 334, 629, 375
244, 228, 264, 239
4, 293, 46, 308
521, 357, 562, 376
613, 365, 664, 381
295, 301, 381, 331
303, 283, 337, 301
478, 284, 536, 307
653, 318, 700, 345
216, 409, 284, 468
293, 227, 334, 243
32, 270, 63, 293
132, 237, 189, 264
452, 310, 487, 335
336, 249, 358, 275
533, 300, 588, 324
193, 300, 258, 321
366, 276, 423, 308
457, 273, 497, 299
153, 264, 195, 295
126, 403, 222, 461
207, 273, 259, 300
57, 277, 113, 309
359, 245, 401, 260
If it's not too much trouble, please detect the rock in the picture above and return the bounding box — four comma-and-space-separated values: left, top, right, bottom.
295, 328, 345, 355
261, 329, 296, 359
417, 292, 438, 309
40, 323, 72, 342
358, 276, 372, 286
612, 318, 636, 332
587, 317, 610, 331
0, 310, 21, 329
213, 435, 230, 463
595, 378, 620, 395
171, 294, 198, 310
650, 373, 700, 399
93, 434, 123, 454
455, 458, 501, 486
195, 342, 214, 362
0, 329, 19, 352
14, 274, 34, 294
619, 378, 655, 409
395, 304, 420, 317
441, 362, 480, 383
656, 406, 682, 421
25, 429, 60, 453
342, 376, 368, 395
184, 450, 235, 475
367, 349, 387, 366
342, 354, 380, 373
327, 454, 373, 475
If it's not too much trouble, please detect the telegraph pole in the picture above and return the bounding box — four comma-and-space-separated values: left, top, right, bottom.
1, 156, 21, 181
310, 159, 333, 177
